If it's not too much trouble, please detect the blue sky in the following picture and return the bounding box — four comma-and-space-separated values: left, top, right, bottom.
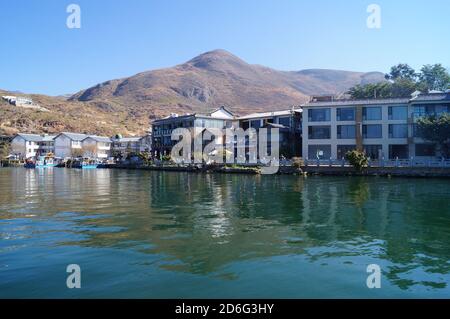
1, 0, 449, 95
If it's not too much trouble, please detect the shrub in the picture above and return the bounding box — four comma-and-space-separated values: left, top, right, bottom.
345, 150, 369, 172
292, 157, 304, 168
162, 154, 172, 162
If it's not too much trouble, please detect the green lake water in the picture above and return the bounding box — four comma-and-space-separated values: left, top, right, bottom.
0, 168, 449, 298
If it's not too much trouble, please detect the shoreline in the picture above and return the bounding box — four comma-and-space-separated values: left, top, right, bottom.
2, 163, 450, 178
104, 163, 450, 178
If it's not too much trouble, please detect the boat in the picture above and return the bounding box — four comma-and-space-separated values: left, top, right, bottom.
81, 161, 98, 169
35, 154, 57, 168
24, 159, 36, 169
72, 158, 98, 169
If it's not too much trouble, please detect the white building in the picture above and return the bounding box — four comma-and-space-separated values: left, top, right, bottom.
54, 132, 88, 159
54, 132, 114, 159
81, 136, 112, 159
301, 92, 450, 160
10, 133, 56, 159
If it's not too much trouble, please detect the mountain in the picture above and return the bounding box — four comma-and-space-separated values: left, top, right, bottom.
70, 49, 385, 117
1, 49, 385, 136
0, 90, 145, 136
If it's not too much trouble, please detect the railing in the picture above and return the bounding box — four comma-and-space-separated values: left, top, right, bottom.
303, 158, 450, 168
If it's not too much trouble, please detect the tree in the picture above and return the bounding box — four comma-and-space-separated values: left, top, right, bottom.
419, 64, 450, 92
82, 144, 97, 158
416, 114, 450, 158
385, 63, 417, 81
347, 81, 416, 99
348, 82, 392, 99
348, 63, 450, 100
390, 78, 422, 98
71, 148, 84, 158
0, 141, 10, 160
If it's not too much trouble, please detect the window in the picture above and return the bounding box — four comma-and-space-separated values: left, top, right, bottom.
415, 144, 436, 157
389, 124, 408, 138
413, 105, 438, 118
389, 145, 409, 159
337, 145, 356, 159
414, 104, 450, 118
308, 108, 330, 122
363, 107, 382, 121
336, 107, 355, 121
362, 124, 382, 138
363, 145, 382, 159
278, 117, 290, 127
308, 145, 331, 160
308, 126, 331, 139
435, 104, 450, 116
413, 124, 424, 138
388, 106, 408, 120
250, 120, 261, 129
337, 125, 356, 139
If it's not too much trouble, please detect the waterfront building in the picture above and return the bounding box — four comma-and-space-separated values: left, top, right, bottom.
81, 136, 112, 159
151, 106, 235, 157
301, 91, 450, 160
54, 132, 89, 159
10, 133, 56, 159
111, 134, 152, 158
237, 108, 302, 158
139, 134, 152, 153
54, 132, 113, 159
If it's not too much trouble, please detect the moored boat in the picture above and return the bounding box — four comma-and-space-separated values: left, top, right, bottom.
72, 158, 99, 169
35, 154, 57, 168
24, 160, 36, 169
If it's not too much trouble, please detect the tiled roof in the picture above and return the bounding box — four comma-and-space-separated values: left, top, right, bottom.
238, 109, 302, 120
84, 135, 112, 143
58, 132, 89, 141
115, 137, 141, 142
16, 133, 45, 142
410, 93, 450, 102
41, 135, 56, 142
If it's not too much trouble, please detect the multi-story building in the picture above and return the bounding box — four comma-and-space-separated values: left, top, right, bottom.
409, 91, 450, 158
10, 133, 56, 159
151, 106, 235, 157
54, 132, 112, 159
301, 92, 450, 160
237, 108, 302, 158
54, 132, 89, 158
81, 136, 112, 159
111, 134, 152, 158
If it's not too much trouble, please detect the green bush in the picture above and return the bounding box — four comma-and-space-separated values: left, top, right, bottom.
345, 150, 369, 172
162, 154, 172, 162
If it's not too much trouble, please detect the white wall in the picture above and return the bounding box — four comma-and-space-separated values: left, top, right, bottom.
81, 138, 111, 159
54, 135, 73, 158
210, 108, 233, 119
11, 136, 27, 158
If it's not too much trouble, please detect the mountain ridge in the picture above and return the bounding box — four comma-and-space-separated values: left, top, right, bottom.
70, 49, 385, 116
1, 49, 385, 136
